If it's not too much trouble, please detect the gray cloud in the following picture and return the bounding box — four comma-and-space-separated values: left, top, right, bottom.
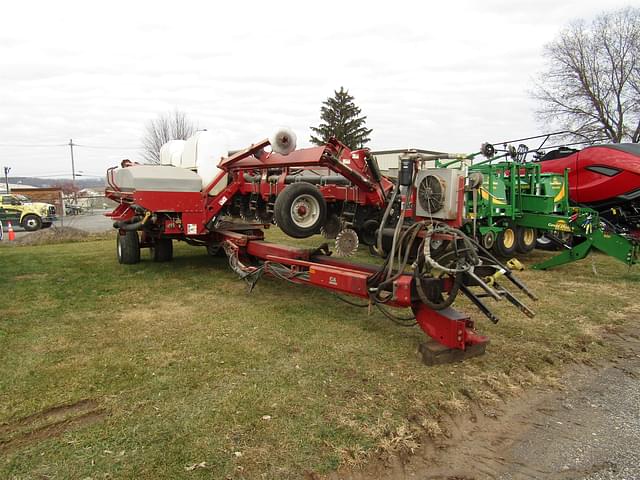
0, 0, 631, 177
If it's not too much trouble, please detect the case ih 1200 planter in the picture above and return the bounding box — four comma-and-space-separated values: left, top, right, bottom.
106, 129, 535, 364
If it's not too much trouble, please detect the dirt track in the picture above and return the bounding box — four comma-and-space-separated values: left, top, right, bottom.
331, 331, 640, 480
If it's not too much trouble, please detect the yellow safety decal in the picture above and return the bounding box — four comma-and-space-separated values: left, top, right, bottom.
553, 184, 565, 202
479, 188, 507, 205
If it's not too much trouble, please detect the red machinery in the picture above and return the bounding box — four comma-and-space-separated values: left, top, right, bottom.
220, 137, 396, 249
537, 144, 640, 239
106, 131, 535, 364
490, 132, 640, 239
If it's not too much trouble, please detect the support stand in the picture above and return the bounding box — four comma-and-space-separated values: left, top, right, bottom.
419, 339, 488, 365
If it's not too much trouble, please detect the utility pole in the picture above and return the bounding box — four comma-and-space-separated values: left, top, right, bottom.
3, 166, 10, 193
69, 139, 76, 182
69, 139, 77, 204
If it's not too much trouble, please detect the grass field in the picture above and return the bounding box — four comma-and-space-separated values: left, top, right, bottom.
1, 231, 638, 479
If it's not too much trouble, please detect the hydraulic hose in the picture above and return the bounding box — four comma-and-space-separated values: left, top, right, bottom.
376, 182, 400, 255
414, 266, 462, 310
113, 217, 143, 231
386, 197, 407, 280
113, 211, 152, 231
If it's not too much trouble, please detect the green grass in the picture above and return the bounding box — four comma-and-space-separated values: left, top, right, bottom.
0, 231, 638, 479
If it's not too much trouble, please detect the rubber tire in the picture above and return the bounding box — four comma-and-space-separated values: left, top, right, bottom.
117, 231, 141, 264
206, 243, 226, 257
42, 222, 53, 229
516, 227, 537, 254
360, 219, 380, 246
536, 232, 573, 251
274, 182, 326, 238
481, 231, 496, 250
151, 237, 173, 262
492, 224, 517, 258
536, 234, 555, 250
22, 214, 42, 232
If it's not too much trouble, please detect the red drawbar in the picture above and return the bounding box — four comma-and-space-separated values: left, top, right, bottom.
218, 231, 489, 353
412, 304, 487, 350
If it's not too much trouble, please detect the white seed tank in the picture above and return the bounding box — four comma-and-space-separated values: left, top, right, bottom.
109, 165, 202, 192
182, 130, 229, 195
159, 140, 186, 167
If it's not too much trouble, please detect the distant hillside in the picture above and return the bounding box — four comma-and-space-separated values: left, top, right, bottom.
8, 177, 105, 189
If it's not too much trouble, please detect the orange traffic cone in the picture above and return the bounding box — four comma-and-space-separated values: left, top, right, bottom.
7, 221, 15, 241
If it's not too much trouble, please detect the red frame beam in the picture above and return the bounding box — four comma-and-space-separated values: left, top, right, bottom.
222, 232, 487, 352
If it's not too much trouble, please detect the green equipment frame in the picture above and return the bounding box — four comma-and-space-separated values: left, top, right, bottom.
436, 152, 639, 270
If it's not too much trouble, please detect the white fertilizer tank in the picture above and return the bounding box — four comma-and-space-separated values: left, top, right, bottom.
181, 131, 229, 195
159, 140, 186, 167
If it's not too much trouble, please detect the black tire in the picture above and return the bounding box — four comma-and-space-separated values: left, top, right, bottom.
536, 231, 573, 251
492, 223, 517, 258
481, 231, 496, 250
274, 182, 326, 238
206, 243, 226, 257
151, 237, 173, 262
22, 214, 42, 232
360, 219, 380, 246
535, 234, 554, 250
320, 213, 343, 239
516, 227, 537, 254
42, 222, 53, 229
117, 231, 140, 264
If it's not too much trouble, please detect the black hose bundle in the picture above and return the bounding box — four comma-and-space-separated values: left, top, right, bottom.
367, 221, 482, 312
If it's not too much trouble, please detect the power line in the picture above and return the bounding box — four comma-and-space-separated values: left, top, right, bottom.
11, 173, 81, 178
0, 143, 67, 147
74, 144, 141, 150
0, 143, 140, 149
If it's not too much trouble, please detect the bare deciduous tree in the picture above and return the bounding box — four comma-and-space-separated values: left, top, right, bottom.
141, 110, 198, 163
533, 7, 640, 143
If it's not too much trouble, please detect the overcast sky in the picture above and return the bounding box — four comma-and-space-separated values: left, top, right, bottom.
0, 0, 632, 178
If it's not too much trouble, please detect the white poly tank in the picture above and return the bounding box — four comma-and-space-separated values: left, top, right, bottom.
182, 131, 229, 195
159, 140, 186, 167
112, 165, 202, 192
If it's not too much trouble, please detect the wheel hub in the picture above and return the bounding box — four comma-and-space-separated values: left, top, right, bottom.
482, 231, 496, 249
523, 228, 535, 245
290, 195, 320, 228
504, 229, 515, 248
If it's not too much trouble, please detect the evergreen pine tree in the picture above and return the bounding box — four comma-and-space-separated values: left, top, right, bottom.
310, 87, 372, 149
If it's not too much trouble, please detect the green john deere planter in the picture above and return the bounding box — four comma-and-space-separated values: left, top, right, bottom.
436, 148, 639, 270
